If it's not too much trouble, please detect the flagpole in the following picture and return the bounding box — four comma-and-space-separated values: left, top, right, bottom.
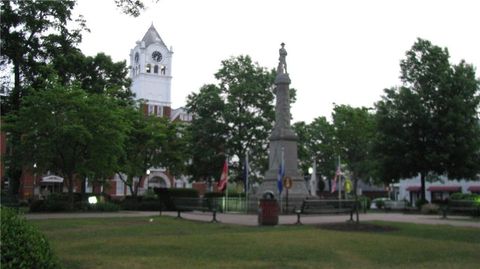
245, 150, 249, 213
281, 147, 285, 214
225, 155, 229, 213
338, 156, 341, 200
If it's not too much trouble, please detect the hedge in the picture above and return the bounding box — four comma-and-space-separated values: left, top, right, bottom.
1, 206, 61, 269
29, 193, 119, 212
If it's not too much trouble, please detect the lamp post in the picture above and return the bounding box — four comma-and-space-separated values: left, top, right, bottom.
146, 169, 151, 190
33, 163, 37, 200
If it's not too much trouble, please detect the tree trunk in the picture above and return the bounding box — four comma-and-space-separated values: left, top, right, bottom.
352, 173, 358, 199
420, 171, 426, 202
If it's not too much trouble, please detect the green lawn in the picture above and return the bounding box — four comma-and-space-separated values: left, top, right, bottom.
30, 216, 480, 269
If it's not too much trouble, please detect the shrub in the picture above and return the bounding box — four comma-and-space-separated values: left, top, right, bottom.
119, 197, 164, 211
375, 199, 385, 209
421, 203, 439, 214
1, 206, 61, 269
0, 190, 20, 209
357, 196, 371, 211
415, 198, 428, 209
154, 188, 199, 210
143, 189, 158, 201
165, 188, 199, 198
89, 201, 120, 212
450, 192, 479, 201
204, 192, 224, 198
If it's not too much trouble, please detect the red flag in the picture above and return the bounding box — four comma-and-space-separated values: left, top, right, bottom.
217, 159, 228, 192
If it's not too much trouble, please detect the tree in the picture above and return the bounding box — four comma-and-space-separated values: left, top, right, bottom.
186, 84, 227, 182
114, 0, 159, 17
0, 0, 87, 195
375, 38, 480, 202
54, 52, 134, 104
332, 104, 376, 197
0, 0, 84, 113
216, 55, 277, 181
117, 109, 186, 197
4, 80, 128, 207
187, 55, 281, 185
294, 117, 336, 188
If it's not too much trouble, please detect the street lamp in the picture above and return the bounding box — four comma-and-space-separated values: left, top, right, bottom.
146, 169, 151, 189
33, 163, 37, 200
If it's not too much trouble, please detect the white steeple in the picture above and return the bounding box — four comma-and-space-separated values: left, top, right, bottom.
130, 24, 173, 117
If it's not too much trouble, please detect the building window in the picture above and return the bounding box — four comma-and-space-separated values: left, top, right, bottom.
431, 191, 443, 202
160, 65, 166, 75
146, 64, 151, 73
154, 65, 159, 74
157, 106, 163, 116
116, 179, 124, 196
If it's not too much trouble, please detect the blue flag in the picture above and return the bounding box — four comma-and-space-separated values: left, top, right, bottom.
277, 162, 284, 194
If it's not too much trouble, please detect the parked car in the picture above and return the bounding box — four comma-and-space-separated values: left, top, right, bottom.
370, 197, 390, 209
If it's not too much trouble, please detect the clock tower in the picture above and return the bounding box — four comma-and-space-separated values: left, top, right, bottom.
130, 24, 173, 117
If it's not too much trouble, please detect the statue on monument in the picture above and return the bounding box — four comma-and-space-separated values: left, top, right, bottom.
277, 42, 288, 74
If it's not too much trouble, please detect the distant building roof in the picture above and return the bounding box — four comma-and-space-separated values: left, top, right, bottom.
406, 186, 421, 192
427, 186, 461, 192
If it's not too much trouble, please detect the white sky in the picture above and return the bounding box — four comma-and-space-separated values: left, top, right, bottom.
75, 0, 480, 123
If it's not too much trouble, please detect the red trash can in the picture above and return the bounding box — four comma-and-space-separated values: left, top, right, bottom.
258, 193, 279, 225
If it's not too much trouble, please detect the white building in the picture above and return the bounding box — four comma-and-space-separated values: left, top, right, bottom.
397, 175, 480, 204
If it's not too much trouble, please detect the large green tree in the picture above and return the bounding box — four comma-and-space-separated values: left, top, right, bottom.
375, 38, 480, 201
332, 104, 376, 197
217, 55, 276, 181
187, 55, 282, 185
4, 81, 128, 206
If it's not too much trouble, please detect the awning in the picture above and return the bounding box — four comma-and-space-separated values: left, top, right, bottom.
41, 175, 64, 183
406, 186, 421, 192
467, 186, 480, 192
427, 186, 461, 192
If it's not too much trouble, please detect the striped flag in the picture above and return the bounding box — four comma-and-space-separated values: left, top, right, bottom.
217, 159, 228, 192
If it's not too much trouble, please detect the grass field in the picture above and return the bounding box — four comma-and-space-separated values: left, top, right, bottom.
31, 216, 480, 269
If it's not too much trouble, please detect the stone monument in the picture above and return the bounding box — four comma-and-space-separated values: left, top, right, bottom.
256, 43, 309, 208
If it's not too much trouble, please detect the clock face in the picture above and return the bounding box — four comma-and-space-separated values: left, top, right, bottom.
152, 51, 163, 62
134, 52, 139, 63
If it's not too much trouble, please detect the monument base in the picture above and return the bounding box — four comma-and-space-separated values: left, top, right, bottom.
255, 176, 309, 213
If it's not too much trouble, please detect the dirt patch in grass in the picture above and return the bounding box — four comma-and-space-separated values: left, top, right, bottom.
316, 222, 399, 233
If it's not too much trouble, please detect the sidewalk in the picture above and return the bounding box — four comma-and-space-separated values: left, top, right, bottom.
161, 211, 480, 228
25, 211, 480, 228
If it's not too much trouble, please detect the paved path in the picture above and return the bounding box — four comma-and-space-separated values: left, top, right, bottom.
25, 211, 480, 228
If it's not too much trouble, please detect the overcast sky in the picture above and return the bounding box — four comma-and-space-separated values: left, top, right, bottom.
75, 0, 480, 123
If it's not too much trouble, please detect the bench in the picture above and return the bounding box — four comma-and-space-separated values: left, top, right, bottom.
384, 200, 407, 211
441, 200, 480, 218
172, 197, 221, 223
294, 199, 360, 224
